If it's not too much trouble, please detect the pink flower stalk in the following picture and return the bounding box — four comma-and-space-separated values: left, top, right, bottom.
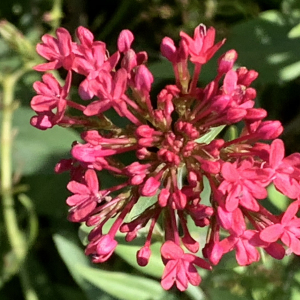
31, 24, 300, 291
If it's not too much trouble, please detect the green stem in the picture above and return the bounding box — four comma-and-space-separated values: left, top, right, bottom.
1, 67, 39, 300
49, 0, 63, 34
20, 267, 39, 300
1, 74, 25, 261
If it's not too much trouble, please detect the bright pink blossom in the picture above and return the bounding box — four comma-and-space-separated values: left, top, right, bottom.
220, 230, 261, 266
34, 28, 74, 71
260, 201, 300, 255
31, 71, 71, 122
161, 241, 211, 291
218, 160, 272, 212
66, 169, 100, 222
180, 24, 225, 64
268, 139, 300, 199
31, 24, 300, 292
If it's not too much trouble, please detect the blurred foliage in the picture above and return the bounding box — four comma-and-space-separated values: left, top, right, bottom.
1, 0, 300, 299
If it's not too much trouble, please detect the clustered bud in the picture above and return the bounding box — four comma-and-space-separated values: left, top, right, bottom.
31, 24, 300, 291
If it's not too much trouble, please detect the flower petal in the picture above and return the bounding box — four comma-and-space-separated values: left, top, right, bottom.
260, 224, 283, 242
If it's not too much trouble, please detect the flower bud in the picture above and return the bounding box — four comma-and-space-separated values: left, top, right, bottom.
256, 121, 283, 139
226, 108, 247, 123
137, 246, 151, 266
160, 37, 176, 62
76, 26, 94, 47
245, 108, 267, 122
140, 177, 160, 196
236, 67, 258, 86
158, 188, 170, 207
172, 189, 187, 210
117, 29, 134, 52
96, 234, 118, 256
217, 49, 238, 75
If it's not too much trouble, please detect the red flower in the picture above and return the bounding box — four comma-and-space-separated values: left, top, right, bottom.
161, 241, 211, 291
66, 169, 100, 222
180, 24, 225, 64
83, 68, 128, 117
31, 71, 71, 122
31, 24, 300, 292
34, 27, 74, 71
260, 201, 300, 255
220, 230, 261, 266
268, 139, 300, 199
219, 160, 271, 212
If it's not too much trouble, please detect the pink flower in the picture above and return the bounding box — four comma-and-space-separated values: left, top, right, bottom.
30, 111, 56, 130
160, 37, 188, 65
260, 201, 300, 255
83, 68, 128, 117
217, 206, 246, 236
218, 160, 272, 212
31, 71, 71, 122
180, 24, 225, 64
220, 230, 261, 266
117, 29, 134, 53
268, 139, 300, 199
66, 169, 100, 222
161, 241, 211, 291
34, 28, 74, 71
31, 24, 300, 292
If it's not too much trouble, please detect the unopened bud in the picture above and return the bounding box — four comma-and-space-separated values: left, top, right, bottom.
117, 29, 134, 52
137, 246, 151, 266
217, 49, 238, 75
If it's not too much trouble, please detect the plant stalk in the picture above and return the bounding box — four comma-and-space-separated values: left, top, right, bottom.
1, 69, 38, 300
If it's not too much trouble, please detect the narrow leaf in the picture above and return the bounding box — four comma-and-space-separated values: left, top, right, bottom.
115, 242, 164, 278
76, 264, 166, 300
195, 125, 225, 144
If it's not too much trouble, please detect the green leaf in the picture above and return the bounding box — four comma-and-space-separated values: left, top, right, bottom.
77, 264, 166, 300
224, 10, 300, 84
185, 285, 207, 300
288, 23, 300, 38
54, 233, 166, 300
53, 234, 91, 286
53, 234, 115, 300
127, 194, 158, 221
195, 125, 225, 144
291, 287, 300, 300
0, 106, 80, 175
267, 183, 289, 211
115, 242, 164, 278
200, 176, 211, 206
78, 223, 91, 246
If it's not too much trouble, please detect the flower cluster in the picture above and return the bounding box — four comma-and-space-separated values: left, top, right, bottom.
31, 24, 300, 291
